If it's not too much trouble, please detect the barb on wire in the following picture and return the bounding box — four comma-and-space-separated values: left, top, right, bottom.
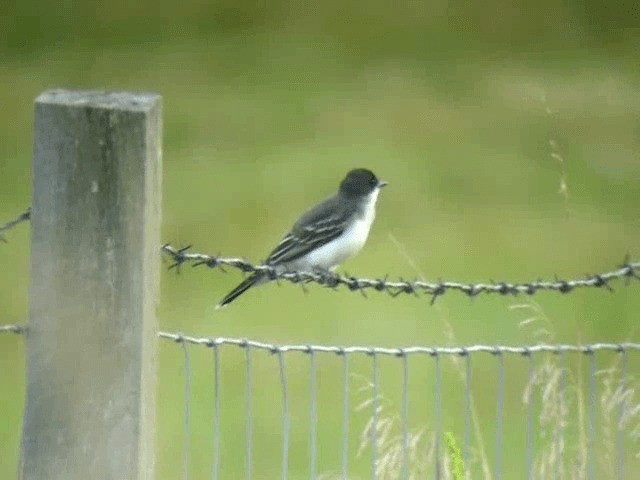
0, 208, 31, 242
161, 245, 640, 302
157, 332, 640, 357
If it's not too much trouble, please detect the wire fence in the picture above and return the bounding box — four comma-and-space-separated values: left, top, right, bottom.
5, 325, 640, 479
5, 324, 639, 479
3, 208, 640, 479
152, 336, 640, 479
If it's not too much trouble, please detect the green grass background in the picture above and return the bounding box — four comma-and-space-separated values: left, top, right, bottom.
1, 1, 640, 478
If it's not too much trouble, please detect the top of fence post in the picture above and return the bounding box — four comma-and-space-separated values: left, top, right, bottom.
21, 89, 162, 480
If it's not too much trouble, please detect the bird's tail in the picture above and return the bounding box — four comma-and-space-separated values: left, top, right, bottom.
216, 273, 265, 309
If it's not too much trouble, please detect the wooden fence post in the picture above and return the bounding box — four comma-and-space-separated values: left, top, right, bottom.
21, 90, 162, 479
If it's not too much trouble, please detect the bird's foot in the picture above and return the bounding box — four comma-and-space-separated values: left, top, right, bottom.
312, 267, 340, 286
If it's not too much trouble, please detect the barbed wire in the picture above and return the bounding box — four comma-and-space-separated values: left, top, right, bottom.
0, 208, 30, 242
3, 207, 639, 303
162, 245, 640, 303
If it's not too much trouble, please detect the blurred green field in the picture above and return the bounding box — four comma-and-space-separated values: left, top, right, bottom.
1, 2, 640, 478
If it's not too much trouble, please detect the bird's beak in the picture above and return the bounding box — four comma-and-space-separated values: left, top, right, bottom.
378, 180, 388, 188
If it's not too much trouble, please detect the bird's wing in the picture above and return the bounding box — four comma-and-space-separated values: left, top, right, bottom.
266, 195, 353, 265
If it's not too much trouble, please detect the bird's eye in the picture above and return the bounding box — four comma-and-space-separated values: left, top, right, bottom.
369, 177, 377, 186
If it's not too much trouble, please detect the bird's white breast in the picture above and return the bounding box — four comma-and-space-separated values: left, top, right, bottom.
289, 189, 379, 271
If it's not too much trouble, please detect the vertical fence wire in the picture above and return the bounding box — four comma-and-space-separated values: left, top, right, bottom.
341, 352, 350, 480
212, 344, 220, 480
463, 352, 472, 475
278, 350, 290, 480
245, 345, 253, 480
617, 348, 627, 480
556, 350, 567, 480
495, 352, 504, 480
587, 351, 596, 480
526, 351, 534, 480
309, 350, 317, 480
181, 339, 191, 480
434, 352, 442, 479
401, 353, 409, 480
371, 352, 379, 480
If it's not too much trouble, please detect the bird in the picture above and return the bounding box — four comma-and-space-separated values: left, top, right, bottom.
216, 168, 387, 308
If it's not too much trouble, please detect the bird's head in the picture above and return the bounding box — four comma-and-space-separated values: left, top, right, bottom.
339, 168, 388, 196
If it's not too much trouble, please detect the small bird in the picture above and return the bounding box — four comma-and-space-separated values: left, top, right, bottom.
217, 168, 387, 308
